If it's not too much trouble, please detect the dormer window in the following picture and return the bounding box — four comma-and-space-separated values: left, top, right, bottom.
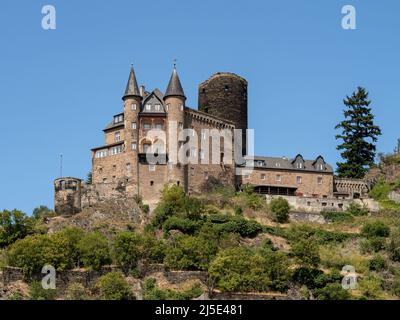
155, 104, 161, 111
296, 162, 303, 169
145, 104, 151, 111
275, 162, 281, 167
114, 114, 123, 124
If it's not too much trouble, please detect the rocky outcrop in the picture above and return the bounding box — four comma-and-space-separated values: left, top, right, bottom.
47, 198, 149, 235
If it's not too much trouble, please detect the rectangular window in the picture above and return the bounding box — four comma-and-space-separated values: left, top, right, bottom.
143, 123, 151, 130
131, 122, 137, 129
145, 104, 151, 111
115, 131, 121, 142
178, 122, 183, 130
95, 149, 108, 158
109, 145, 122, 156
149, 164, 156, 172
165, 104, 169, 111
126, 163, 131, 172
261, 174, 266, 180
131, 142, 137, 150
297, 176, 302, 184
131, 103, 137, 111
155, 123, 163, 130
201, 131, 206, 140
318, 177, 323, 184
155, 104, 161, 111
276, 174, 281, 182
244, 174, 250, 179
114, 114, 123, 124
199, 149, 205, 160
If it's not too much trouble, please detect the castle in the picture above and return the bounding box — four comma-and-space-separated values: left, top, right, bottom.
54, 65, 371, 216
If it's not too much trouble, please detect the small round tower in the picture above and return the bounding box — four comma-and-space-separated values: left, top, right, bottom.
198, 72, 248, 155
165, 66, 187, 192
54, 177, 82, 216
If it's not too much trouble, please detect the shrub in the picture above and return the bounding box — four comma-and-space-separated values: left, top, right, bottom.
65, 282, 89, 300
241, 185, 264, 210
362, 221, 390, 239
269, 197, 290, 223
387, 229, 400, 262
96, 272, 133, 300
143, 278, 202, 300
393, 274, 400, 296
164, 235, 218, 271
321, 211, 354, 223
29, 281, 58, 300
358, 275, 383, 300
207, 214, 263, 238
360, 237, 386, 253
314, 283, 351, 300
369, 255, 387, 271
369, 179, 392, 201
163, 216, 202, 235
346, 202, 369, 216
291, 239, 320, 268
291, 267, 324, 288
141, 204, 150, 214
77, 232, 111, 270
288, 224, 352, 245
234, 206, 243, 216
208, 247, 272, 292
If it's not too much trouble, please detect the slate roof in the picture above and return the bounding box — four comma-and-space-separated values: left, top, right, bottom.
164, 67, 185, 99
244, 155, 333, 173
122, 65, 141, 100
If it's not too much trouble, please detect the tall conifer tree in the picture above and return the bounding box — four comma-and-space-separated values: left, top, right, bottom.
335, 87, 381, 178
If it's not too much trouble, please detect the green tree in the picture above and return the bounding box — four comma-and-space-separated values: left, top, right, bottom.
7, 233, 73, 277
335, 87, 381, 178
86, 172, 92, 185
95, 272, 133, 300
32, 206, 56, 221
77, 232, 111, 270
208, 247, 271, 293
112, 232, 144, 274
0, 209, 31, 247
269, 197, 290, 223
164, 235, 218, 271
292, 238, 320, 268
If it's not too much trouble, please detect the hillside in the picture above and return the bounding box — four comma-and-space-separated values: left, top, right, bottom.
1, 182, 400, 300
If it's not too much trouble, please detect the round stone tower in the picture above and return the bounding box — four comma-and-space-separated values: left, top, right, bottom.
165, 66, 188, 192
198, 72, 248, 155
54, 177, 82, 216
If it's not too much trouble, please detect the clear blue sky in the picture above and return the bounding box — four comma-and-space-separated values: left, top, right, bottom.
1, 0, 399, 214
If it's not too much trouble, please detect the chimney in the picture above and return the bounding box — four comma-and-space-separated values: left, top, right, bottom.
140, 85, 145, 98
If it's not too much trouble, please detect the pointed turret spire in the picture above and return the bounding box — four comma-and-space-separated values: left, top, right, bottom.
123, 64, 141, 100
164, 63, 186, 100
